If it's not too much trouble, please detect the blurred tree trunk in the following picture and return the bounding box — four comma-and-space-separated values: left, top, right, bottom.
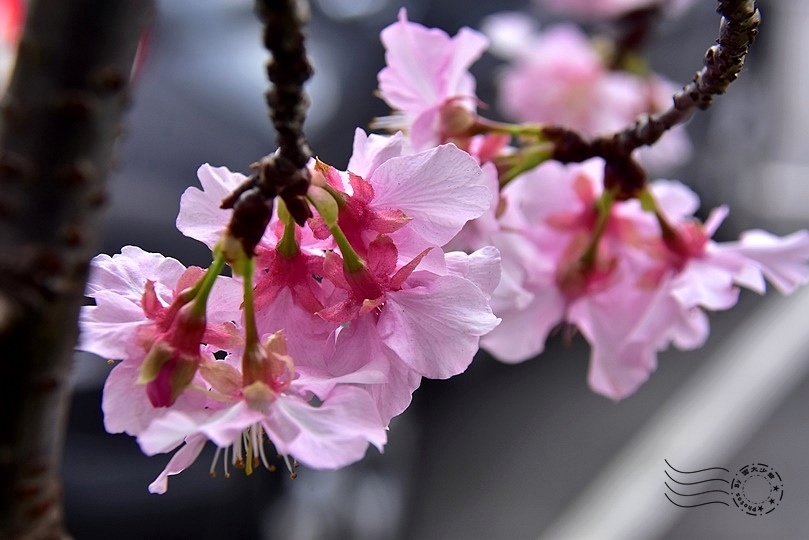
0, 1, 152, 538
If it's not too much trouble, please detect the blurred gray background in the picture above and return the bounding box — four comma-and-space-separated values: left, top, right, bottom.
65, 1, 809, 538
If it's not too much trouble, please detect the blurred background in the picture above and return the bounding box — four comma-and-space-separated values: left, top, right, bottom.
62, 0, 809, 538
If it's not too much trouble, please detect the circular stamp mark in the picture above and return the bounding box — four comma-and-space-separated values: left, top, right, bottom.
729, 463, 783, 516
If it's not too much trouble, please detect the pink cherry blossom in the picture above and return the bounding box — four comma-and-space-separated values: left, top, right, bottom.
482, 161, 809, 400
316, 246, 500, 424
80, 246, 240, 363
499, 25, 642, 133
482, 164, 668, 399
318, 234, 500, 380
317, 133, 492, 265
591, 188, 809, 399
142, 383, 386, 494
623, 182, 809, 360
377, 8, 488, 150
79, 246, 241, 427
0, 0, 23, 94
477, 161, 683, 397
134, 333, 387, 494
309, 137, 500, 383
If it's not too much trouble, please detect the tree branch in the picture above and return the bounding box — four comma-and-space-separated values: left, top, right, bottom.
0, 1, 153, 538
548, 0, 761, 165
221, 0, 314, 257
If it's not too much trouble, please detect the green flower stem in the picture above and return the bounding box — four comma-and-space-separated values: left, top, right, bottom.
306, 187, 365, 273
329, 226, 365, 273
189, 249, 226, 318
276, 199, 300, 258
472, 117, 546, 139
638, 186, 658, 212
241, 257, 259, 348
638, 187, 678, 242
497, 143, 555, 186
580, 190, 615, 269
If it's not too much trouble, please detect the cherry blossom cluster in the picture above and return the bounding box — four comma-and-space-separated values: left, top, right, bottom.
370, 7, 809, 399
78, 2, 808, 492
79, 136, 499, 492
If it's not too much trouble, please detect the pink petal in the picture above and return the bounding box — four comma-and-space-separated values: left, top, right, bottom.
408, 105, 442, 150
147, 434, 207, 494
102, 362, 207, 437
370, 144, 490, 252
586, 341, 657, 401
568, 293, 658, 400
78, 293, 150, 359
265, 387, 387, 469
480, 285, 566, 363
380, 274, 499, 379
649, 179, 700, 223
256, 288, 338, 370
347, 129, 405, 179
444, 246, 502, 298
670, 259, 739, 311
86, 246, 185, 302
731, 229, 809, 294
323, 316, 421, 423
378, 9, 487, 116
567, 282, 665, 400
138, 410, 209, 455
197, 402, 265, 448
176, 164, 250, 249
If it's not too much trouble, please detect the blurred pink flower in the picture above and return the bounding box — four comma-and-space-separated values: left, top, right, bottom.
377, 8, 488, 150
481, 160, 809, 400
494, 23, 691, 172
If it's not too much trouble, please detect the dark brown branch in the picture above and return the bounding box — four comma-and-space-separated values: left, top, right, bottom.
0, 1, 152, 538
548, 0, 761, 169
222, 0, 314, 256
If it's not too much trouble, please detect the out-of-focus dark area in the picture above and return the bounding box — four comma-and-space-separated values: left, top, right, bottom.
63, 1, 809, 538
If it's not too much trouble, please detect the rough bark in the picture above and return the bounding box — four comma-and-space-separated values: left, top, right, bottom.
0, 1, 153, 538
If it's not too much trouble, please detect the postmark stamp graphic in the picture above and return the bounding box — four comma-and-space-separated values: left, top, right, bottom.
730, 463, 784, 516
664, 460, 785, 516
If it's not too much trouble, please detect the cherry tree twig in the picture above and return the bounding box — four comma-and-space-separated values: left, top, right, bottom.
0, 1, 153, 538
221, 0, 314, 256
548, 0, 761, 167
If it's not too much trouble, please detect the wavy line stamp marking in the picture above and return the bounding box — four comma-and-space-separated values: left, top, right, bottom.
664, 460, 784, 516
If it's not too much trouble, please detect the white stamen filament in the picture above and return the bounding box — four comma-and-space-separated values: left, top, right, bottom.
205, 424, 292, 479
257, 430, 272, 471
209, 447, 222, 477
283, 454, 297, 479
